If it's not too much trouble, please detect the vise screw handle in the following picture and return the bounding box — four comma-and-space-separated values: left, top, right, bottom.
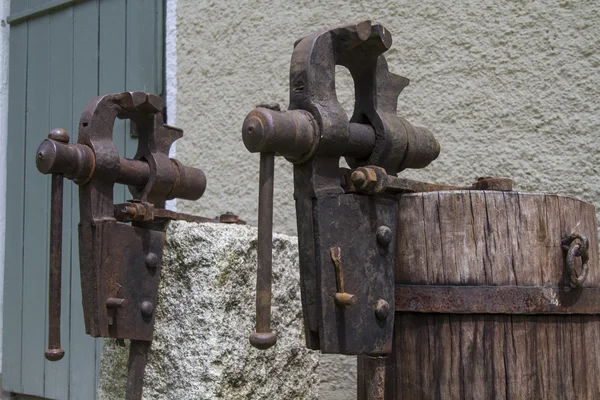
249, 152, 277, 349
42, 129, 68, 362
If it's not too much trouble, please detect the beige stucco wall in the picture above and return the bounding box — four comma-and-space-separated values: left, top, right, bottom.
173, 1, 599, 398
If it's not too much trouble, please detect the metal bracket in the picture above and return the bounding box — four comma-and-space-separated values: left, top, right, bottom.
313, 194, 397, 355
395, 285, 600, 314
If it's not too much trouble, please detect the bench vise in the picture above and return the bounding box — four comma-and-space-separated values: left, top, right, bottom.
242, 20, 440, 355
36, 91, 221, 399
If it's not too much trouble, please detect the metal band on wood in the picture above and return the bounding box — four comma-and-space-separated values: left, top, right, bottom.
395, 285, 600, 314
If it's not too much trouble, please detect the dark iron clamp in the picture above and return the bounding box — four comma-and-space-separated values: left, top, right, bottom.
35, 92, 210, 400
242, 21, 441, 351
37, 129, 205, 363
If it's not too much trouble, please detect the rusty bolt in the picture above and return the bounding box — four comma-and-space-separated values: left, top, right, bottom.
350, 170, 367, 189
376, 225, 392, 246
351, 167, 378, 193
145, 253, 159, 269
106, 297, 128, 308
114, 204, 137, 221
375, 299, 390, 321
140, 301, 154, 318
48, 128, 69, 143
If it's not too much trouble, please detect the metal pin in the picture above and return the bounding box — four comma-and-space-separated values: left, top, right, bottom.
249, 152, 277, 350
45, 130, 69, 362
331, 247, 357, 306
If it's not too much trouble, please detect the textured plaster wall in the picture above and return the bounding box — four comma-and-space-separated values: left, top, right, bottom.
174, 1, 600, 398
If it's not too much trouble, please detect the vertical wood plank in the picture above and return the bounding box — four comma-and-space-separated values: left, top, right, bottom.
70, 1, 101, 398
534, 316, 550, 399
459, 315, 486, 399
488, 316, 507, 400
467, 192, 488, 285
545, 316, 561, 399
43, 4, 75, 399
433, 315, 454, 399
502, 192, 526, 286
2, 0, 30, 392
448, 317, 463, 399
125, 0, 160, 159
515, 193, 545, 286
483, 192, 515, 286
423, 193, 444, 284
20, 2, 51, 394
395, 314, 422, 399
126, 0, 158, 93
436, 192, 460, 283
396, 195, 428, 284
582, 315, 600, 399
558, 315, 575, 398
542, 195, 563, 285
570, 316, 586, 399
155, 0, 164, 98
99, 0, 127, 204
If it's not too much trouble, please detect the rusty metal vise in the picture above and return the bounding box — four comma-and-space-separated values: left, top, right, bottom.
36, 91, 216, 399
242, 21, 520, 400
242, 20, 441, 355
243, 20, 513, 355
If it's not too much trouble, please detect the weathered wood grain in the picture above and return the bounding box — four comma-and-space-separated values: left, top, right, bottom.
390, 191, 599, 399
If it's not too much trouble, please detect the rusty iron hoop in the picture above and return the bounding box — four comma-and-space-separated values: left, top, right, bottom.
562, 233, 589, 288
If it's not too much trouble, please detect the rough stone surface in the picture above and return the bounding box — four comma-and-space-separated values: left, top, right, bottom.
98, 221, 319, 400
173, 2, 600, 398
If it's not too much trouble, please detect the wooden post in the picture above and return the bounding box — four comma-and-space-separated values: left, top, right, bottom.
375, 190, 599, 399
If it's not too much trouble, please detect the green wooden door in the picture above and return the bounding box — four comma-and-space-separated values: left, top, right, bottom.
3, 1, 164, 398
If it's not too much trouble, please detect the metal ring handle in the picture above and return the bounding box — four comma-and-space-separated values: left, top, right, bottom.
562, 234, 590, 288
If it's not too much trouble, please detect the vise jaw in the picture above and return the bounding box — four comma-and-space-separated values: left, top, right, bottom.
242, 21, 439, 356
